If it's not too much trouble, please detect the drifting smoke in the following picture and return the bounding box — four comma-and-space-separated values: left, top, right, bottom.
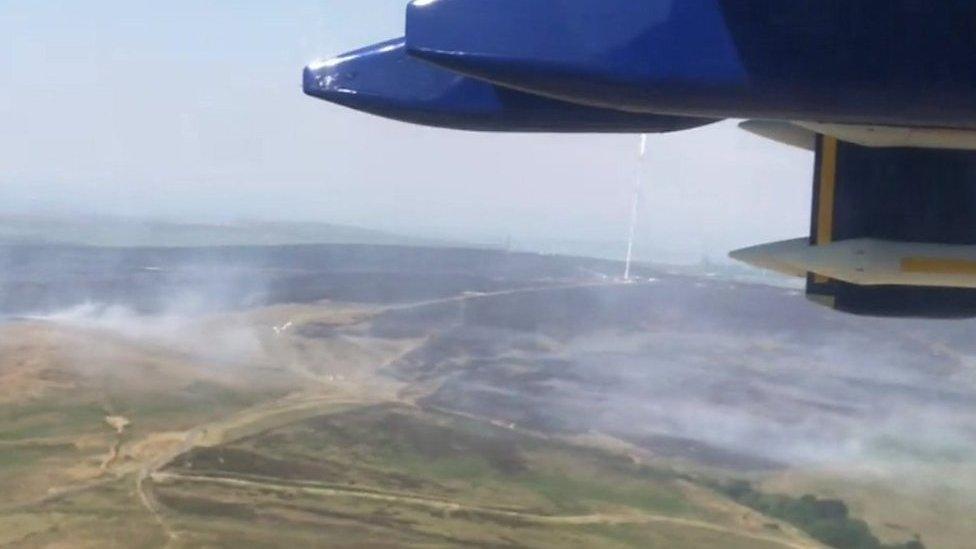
28, 301, 267, 366
405, 281, 976, 484
0, 245, 281, 366
4, 240, 976, 500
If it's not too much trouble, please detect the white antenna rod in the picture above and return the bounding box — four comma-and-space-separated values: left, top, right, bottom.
624, 134, 648, 281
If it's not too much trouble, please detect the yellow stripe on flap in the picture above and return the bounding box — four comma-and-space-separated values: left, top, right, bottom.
902, 257, 976, 276
814, 136, 839, 284
816, 136, 838, 246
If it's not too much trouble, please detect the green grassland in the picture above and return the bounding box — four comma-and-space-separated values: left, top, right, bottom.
152, 404, 816, 548
0, 381, 289, 507
3, 397, 919, 548
2, 482, 178, 548
168, 404, 693, 517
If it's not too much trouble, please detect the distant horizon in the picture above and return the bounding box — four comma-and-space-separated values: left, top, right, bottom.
0, 209, 767, 267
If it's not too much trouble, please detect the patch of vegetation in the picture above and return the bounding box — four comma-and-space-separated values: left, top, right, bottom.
217, 405, 695, 516
518, 469, 690, 515
717, 481, 924, 549
171, 446, 348, 482
13, 478, 171, 547
0, 401, 107, 441
155, 491, 258, 521
0, 442, 78, 468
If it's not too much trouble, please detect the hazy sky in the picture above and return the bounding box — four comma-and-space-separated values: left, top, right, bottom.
0, 1, 812, 259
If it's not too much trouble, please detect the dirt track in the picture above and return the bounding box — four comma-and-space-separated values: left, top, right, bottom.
126, 282, 636, 544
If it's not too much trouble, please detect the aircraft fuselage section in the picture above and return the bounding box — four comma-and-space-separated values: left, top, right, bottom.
407, 0, 976, 129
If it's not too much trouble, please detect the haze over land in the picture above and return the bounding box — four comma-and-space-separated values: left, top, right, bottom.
0, 237, 969, 548
0, 214, 459, 249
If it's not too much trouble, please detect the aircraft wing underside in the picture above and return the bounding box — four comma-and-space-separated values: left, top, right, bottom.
305, 0, 976, 317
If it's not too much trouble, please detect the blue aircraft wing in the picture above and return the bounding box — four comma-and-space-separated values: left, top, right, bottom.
303, 38, 715, 133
